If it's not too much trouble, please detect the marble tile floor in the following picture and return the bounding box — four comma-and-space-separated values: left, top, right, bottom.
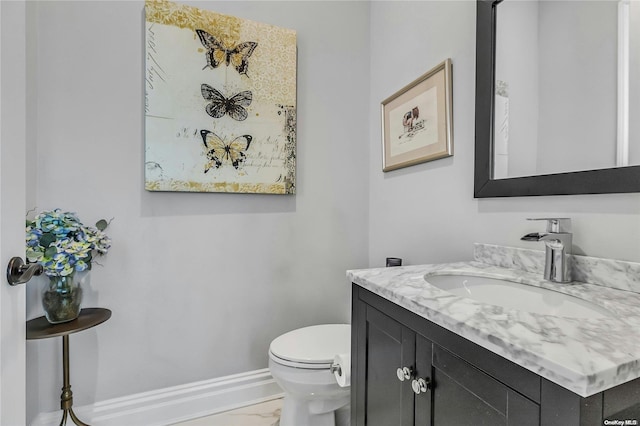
172, 398, 282, 426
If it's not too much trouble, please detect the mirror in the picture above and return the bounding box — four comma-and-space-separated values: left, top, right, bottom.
475, 0, 640, 197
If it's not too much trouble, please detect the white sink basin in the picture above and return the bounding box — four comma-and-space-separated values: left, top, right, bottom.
425, 274, 612, 319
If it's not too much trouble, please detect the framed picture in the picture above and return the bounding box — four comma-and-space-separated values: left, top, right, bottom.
144, 0, 297, 194
381, 58, 453, 172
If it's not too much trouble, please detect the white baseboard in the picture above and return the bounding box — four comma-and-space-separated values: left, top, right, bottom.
31, 368, 284, 426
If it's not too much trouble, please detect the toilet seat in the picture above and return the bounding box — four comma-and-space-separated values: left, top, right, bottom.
269, 324, 350, 369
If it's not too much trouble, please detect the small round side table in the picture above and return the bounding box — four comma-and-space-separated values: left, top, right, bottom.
27, 308, 111, 426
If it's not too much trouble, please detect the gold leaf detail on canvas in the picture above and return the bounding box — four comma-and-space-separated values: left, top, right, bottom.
146, 179, 286, 194
238, 20, 297, 104
145, 0, 241, 46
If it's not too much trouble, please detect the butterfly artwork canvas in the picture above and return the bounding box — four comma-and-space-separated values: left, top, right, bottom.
144, 0, 297, 194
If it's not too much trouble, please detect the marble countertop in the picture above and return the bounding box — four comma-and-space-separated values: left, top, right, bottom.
348, 260, 640, 397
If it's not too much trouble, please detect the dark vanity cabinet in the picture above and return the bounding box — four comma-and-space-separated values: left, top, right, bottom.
351, 284, 640, 426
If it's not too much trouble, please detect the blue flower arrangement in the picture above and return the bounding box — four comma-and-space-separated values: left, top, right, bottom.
26, 209, 112, 277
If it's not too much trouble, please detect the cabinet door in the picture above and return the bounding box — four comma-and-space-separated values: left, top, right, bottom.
431, 345, 540, 426
362, 305, 416, 426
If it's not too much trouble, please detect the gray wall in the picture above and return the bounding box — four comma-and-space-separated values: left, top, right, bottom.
26, 0, 370, 420
368, 1, 640, 269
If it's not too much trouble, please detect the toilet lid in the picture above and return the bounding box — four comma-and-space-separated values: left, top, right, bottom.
269, 324, 350, 365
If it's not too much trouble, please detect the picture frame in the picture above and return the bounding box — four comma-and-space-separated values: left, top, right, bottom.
144, 0, 297, 195
381, 58, 453, 172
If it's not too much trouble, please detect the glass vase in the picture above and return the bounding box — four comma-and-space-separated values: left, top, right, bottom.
42, 273, 83, 324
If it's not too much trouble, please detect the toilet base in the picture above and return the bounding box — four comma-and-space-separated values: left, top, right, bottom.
279, 395, 350, 426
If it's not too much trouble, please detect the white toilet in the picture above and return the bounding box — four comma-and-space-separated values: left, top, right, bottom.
268, 324, 351, 426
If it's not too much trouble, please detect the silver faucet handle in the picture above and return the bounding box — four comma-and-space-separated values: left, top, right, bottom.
527, 218, 571, 233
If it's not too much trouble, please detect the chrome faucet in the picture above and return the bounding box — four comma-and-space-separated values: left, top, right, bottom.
521, 218, 572, 283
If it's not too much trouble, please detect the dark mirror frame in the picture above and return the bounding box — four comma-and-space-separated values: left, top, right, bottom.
474, 0, 640, 198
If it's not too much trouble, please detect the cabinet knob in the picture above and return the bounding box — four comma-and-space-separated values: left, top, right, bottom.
396, 366, 414, 382
411, 377, 432, 394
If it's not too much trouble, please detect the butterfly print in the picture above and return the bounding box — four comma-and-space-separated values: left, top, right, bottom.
200, 130, 252, 171
201, 84, 252, 121
195, 29, 258, 76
